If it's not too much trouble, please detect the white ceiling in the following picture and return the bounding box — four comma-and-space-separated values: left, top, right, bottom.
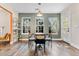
6, 3, 71, 13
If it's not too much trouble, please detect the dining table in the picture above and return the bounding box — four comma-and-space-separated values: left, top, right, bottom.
28, 34, 52, 50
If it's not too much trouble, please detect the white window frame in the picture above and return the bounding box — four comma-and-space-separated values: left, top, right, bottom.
21, 17, 31, 35
48, 17, 59, 35
35, 17, 44, 33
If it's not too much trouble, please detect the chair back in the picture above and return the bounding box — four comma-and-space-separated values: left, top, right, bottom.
35, 34, 45, 39
35, 34, 45, 44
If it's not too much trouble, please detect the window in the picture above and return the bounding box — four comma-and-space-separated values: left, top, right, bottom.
48, 17, 59, 34
21, 17, 31, 34
36, 17, 44, 33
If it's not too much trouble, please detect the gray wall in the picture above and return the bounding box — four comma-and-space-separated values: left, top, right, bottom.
18, 13, 61, 39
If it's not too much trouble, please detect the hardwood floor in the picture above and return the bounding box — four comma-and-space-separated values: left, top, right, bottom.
0, 41, 79, 56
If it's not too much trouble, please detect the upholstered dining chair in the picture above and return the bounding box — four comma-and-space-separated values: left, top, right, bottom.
34, 34, 46, 55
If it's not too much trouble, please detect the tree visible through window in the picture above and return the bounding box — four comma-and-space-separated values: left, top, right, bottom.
36, 17, 44, 33
22, 17, 31, 34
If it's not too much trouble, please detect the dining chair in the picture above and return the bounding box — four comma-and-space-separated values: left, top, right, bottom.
34, 34, 45, 55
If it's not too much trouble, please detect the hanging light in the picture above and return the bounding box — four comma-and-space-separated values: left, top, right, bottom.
36, 3, 43, 16
37, 10, 43, 16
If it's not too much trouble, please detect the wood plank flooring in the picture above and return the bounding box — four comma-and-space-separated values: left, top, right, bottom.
0, 41, 79, 56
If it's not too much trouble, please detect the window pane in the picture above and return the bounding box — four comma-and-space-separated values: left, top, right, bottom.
36, 17, 44, 33
23, 26, 25, 33
48, 17, 59, 33
22, 17, 31, 34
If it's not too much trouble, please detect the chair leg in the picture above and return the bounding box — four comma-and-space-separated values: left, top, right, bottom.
28, 41, 32, 50
28, 41, 30, 49
44, 44, 45, 53
34, 44, 37, 55
51, 40, 52, 48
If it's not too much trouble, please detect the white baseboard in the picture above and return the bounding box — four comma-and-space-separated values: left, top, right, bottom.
70, 43, 79, 49
63, 39, 79, 49
19, 38, 28, 41
52, 38, 62, 40
10, 39, 18, 45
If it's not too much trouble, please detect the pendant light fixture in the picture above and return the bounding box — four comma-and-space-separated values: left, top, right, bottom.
36, 3, 43, 16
